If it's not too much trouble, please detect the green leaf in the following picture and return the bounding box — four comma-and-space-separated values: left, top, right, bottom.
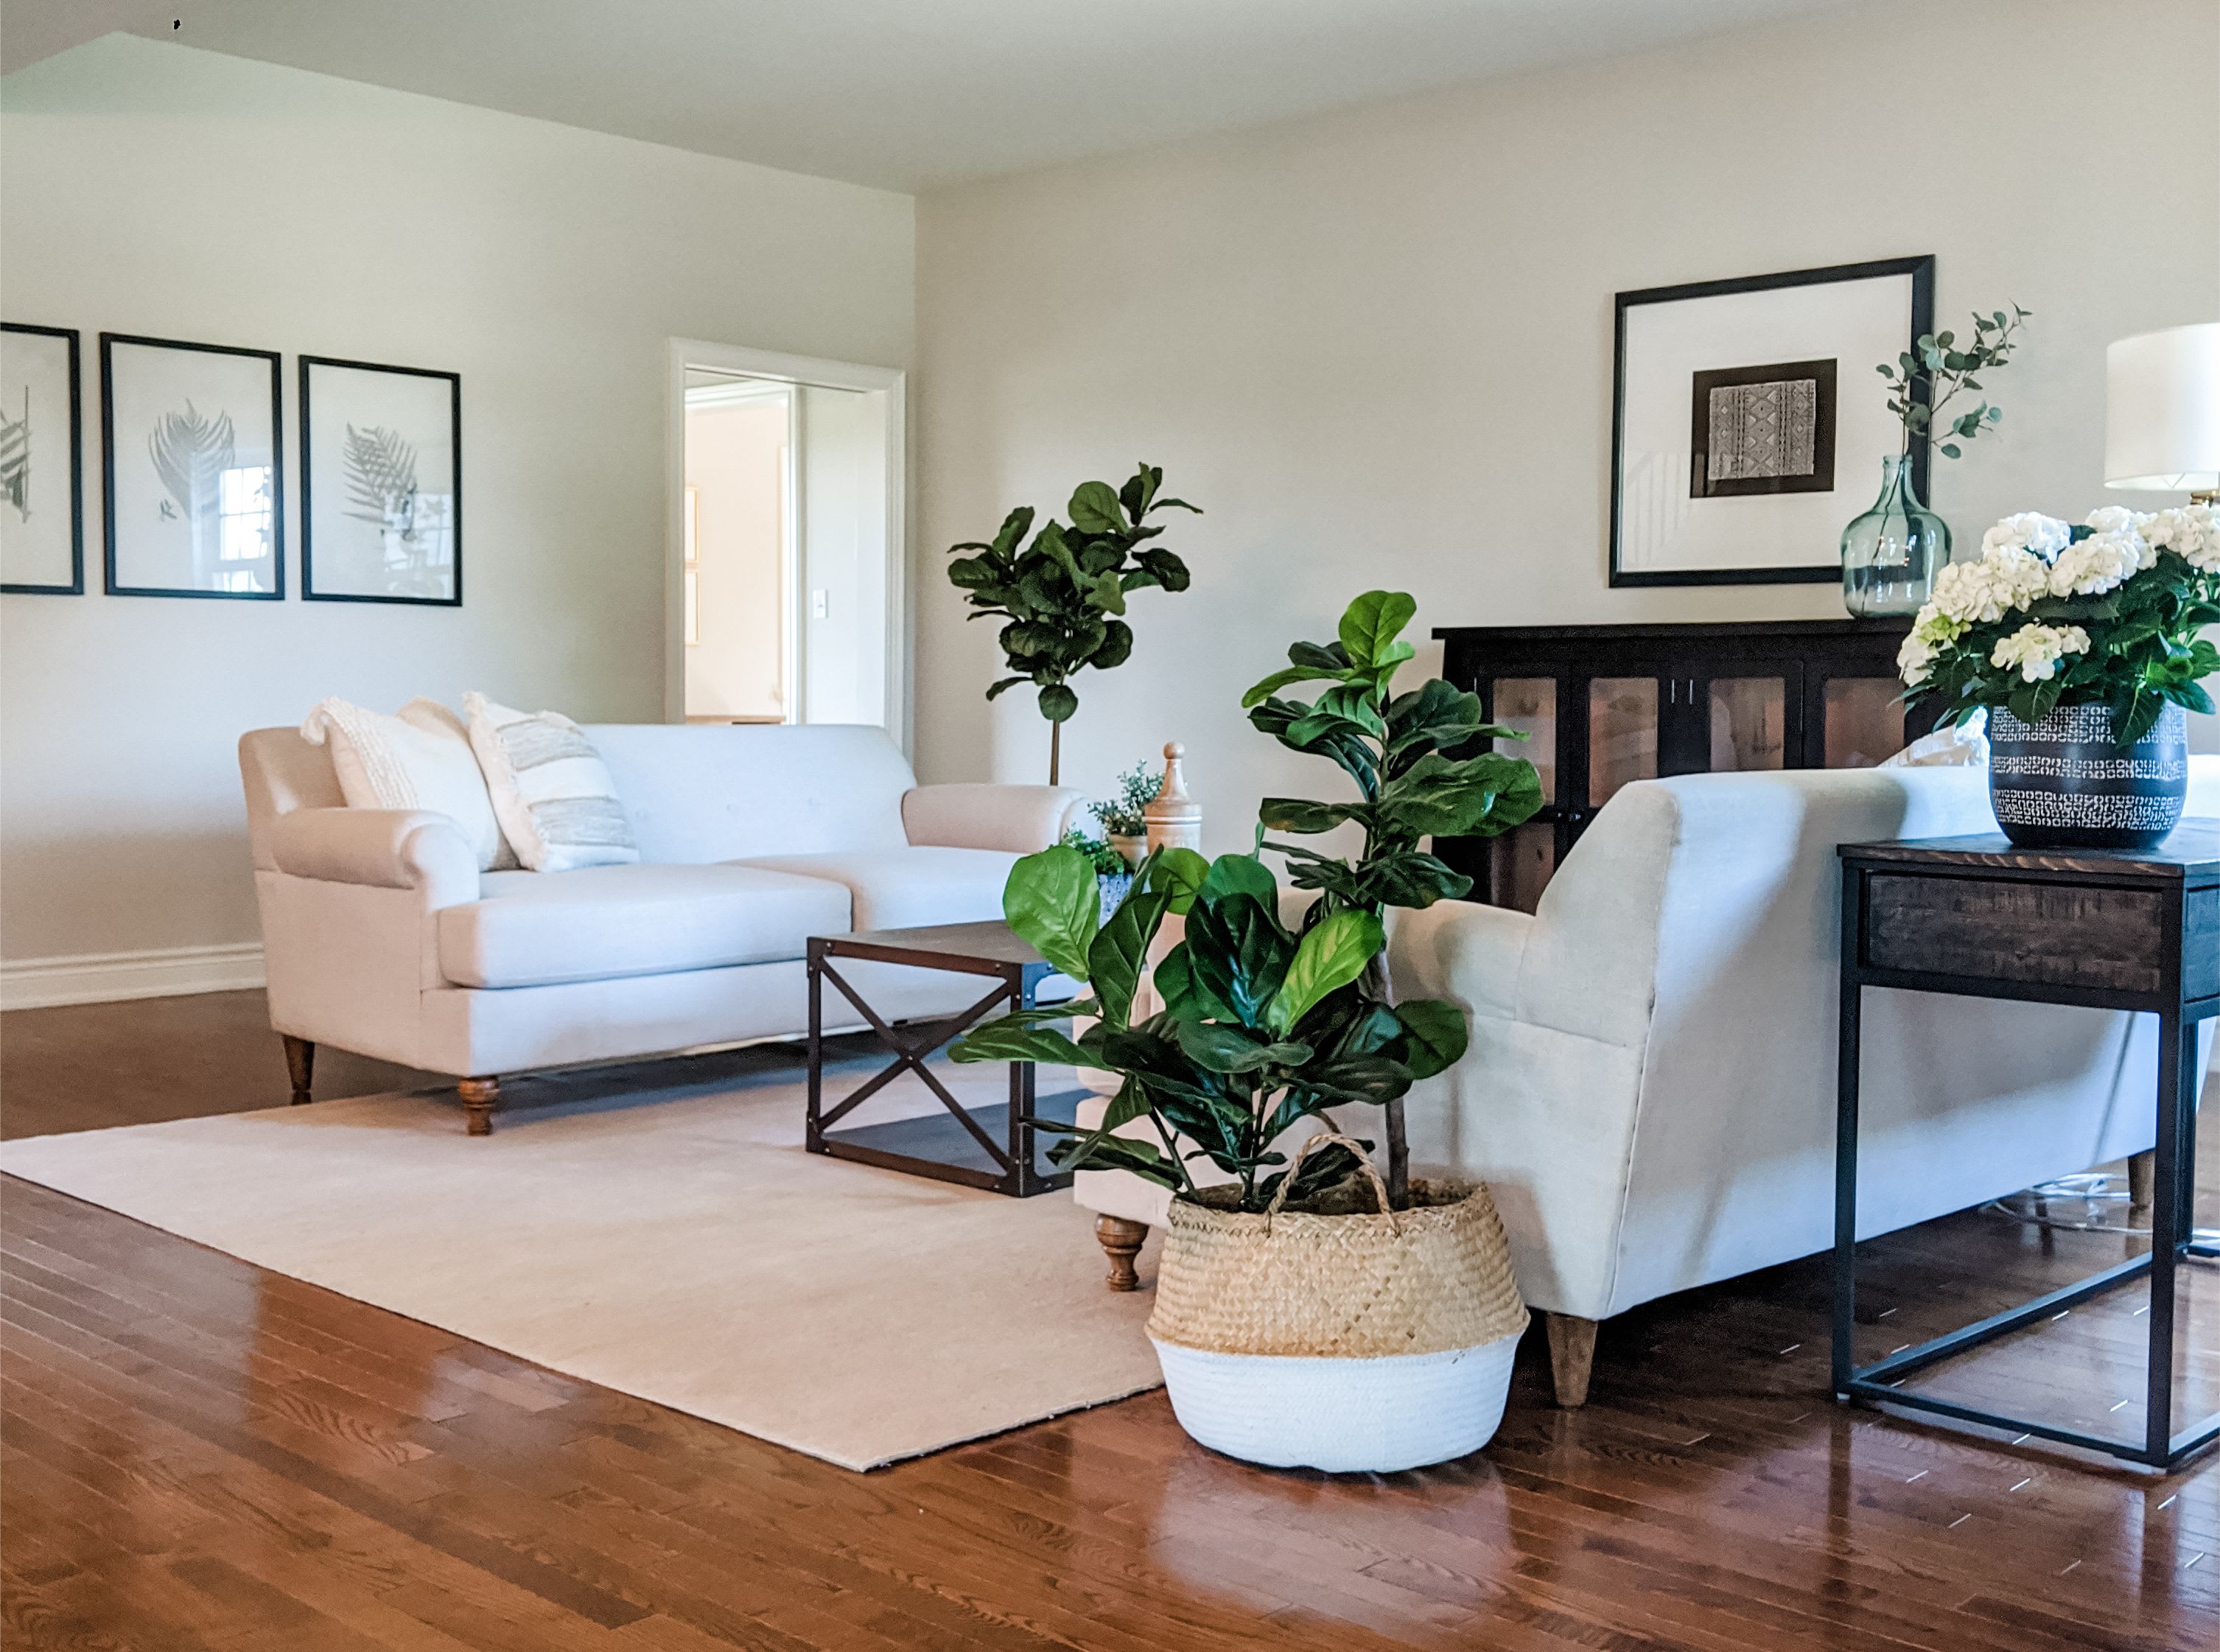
950, 1019, 1099, 1068
1037, 683, 1079, 722
1087, 888, 1170, 1032
1199, 853, 1278, 907
1001, 845, 1098, 979
1337, 590, 1418, 671
1242, 663, 1348, 709
1089, 570, 1127, 615
1172, 1021, 1312, 1074
1314, 682, 1387, 737
1393, 999, 1468, 1079
1266, 909, 1383, 1035
1144, 846, 1211, 914
1258, 797, 1365, 834
1068, 480, 1125, 535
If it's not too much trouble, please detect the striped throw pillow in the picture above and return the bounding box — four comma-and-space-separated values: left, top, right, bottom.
463, 693, 638, 872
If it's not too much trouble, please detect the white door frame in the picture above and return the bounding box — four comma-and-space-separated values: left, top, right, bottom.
665, 338, 908, 749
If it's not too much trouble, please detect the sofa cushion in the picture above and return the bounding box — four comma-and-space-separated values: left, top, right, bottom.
736, 846, 1018, 933
439, 864, 850, 988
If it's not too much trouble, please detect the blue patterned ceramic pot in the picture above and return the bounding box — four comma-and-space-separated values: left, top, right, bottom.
1987, 702, 2188, 850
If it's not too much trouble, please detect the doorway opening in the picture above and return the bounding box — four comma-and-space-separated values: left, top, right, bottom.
666, 341, 906, 743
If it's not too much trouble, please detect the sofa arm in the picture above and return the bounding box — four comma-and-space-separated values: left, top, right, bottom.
1389, 897, 1533, 1023
270, 808, 480, 906
902, 783, 1087, 854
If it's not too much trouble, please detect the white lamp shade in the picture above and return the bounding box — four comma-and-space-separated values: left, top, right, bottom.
2106, 321, 2220, 491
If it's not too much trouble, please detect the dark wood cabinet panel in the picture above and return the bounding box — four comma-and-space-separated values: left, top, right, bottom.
1436, 617, 1936, 909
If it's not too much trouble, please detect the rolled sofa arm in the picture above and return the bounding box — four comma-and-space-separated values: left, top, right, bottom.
902, 783, 1088, 854
1389, 897, 1534, 1023
270, 808, 480, 906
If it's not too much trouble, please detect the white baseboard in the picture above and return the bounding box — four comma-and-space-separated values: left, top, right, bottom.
1, 942, 265, 1011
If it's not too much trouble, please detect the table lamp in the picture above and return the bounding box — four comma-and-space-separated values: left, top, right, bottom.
2106, 321, 2220, 503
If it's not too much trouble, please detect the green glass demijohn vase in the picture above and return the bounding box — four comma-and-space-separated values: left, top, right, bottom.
1840, 453, 1950, 617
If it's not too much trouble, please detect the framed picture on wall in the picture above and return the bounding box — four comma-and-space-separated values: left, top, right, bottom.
1609, 255, 1933, 587
300, 354, 461, 605
0, 323, 85, 594
102, 333, 284, 598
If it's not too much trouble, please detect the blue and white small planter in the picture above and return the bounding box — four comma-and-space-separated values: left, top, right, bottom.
1097, 871, 1134, 923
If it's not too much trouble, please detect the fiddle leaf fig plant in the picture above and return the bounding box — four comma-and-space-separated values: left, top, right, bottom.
945, 464, 1200, 782
953, 590, 1544, 1213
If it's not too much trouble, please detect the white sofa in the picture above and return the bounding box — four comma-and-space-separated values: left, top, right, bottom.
1078, 759, 2220, 1403
239, 721, 1083, 1133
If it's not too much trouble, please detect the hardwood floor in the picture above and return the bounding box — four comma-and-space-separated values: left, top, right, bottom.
4, 992, 2218, 1651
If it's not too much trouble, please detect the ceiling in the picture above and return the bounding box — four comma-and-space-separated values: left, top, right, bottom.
5, 0, 1863, 192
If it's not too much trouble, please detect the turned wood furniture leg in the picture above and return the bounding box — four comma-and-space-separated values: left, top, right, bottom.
281, 1036, 315, 1106
2127, 1148, 2155, 1220
457, 1077, 500, 1137
1095, 1216, 1147, 1292
1545, 1312, 1599, 1408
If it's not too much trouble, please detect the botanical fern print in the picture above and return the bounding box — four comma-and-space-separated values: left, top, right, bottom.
341, 423, 420, 539
0, 388, 28, 522
147, 401, 235, 538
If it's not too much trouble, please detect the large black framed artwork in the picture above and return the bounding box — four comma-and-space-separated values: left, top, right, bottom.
300, 354, 462, 606
1, 323, 85, 594
102, 333, 284, 599
1610, 256, 1933, 588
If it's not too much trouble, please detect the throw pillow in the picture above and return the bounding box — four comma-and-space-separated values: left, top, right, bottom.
299, 697, 516, 872
1880, 710, 1989, 769
463, 692, 639, 872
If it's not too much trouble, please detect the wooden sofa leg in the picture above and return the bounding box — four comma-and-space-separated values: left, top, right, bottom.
458, 1077, 500, 1137
2127, 1149, 2155, 1220
1546, 1313, 1599, 1409
281, 1036, 315, 1105
1096, 1217, 1147, 1292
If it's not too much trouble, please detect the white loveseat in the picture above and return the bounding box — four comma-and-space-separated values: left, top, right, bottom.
239, 721, 1082, 1133
1078, 759, 2220, 1404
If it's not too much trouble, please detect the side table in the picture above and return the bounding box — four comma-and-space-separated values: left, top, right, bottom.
807, 921, 1079, 1198
1834, 825, 2220, 1469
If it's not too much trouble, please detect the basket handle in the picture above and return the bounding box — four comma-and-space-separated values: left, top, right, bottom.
1263, 1130, 1397, 1233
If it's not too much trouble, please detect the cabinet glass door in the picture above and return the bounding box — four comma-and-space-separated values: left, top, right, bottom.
1589, 678, 1659, 807
1707, 676, 1789, 771
1489, 678, 1556, 802
1822, 677, 1905, 768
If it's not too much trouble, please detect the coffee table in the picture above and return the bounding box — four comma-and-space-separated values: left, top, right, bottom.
805, 921, 1085, 1197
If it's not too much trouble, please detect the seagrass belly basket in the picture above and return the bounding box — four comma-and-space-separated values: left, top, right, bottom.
1146, 1134, 1529, 1472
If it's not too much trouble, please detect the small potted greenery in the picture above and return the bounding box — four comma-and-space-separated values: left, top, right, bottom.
1899, 503, 2219, 847
955, 592, 1543, 1471
1057, 826, 1135, 919
1092, 761, 1162, 867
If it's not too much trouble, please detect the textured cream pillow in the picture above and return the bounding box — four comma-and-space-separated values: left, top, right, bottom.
1880, 710, 1989, 769
299, 697, 516, 872
463, 692, 638, 872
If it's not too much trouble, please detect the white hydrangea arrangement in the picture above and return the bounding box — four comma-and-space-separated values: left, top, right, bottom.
1899, 503, 2220, 741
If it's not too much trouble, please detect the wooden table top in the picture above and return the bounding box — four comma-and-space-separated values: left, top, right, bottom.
1840, 821, 2220, 878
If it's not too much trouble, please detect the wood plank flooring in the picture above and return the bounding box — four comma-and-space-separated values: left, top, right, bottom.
4, 990, 2218, 1651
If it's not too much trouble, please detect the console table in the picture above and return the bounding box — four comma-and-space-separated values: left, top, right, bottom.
1436, 617, 1941, 908
1833, 826, 2220, 1469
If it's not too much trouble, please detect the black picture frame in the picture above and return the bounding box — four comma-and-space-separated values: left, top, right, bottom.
299, 354, 463, 607
101, 332, 285, 600
1609, 255, 1935, 589
1, 323, 86, 595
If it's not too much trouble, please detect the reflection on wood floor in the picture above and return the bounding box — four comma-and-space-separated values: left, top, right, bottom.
4, 990, 2217, 1651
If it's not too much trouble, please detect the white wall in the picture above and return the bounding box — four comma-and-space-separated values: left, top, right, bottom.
913, 0, 2220, 837
0, 35, 912, 976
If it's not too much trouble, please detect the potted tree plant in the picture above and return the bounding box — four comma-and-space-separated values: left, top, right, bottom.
953, 592, 1543, 1471
945, 465, 1199, 783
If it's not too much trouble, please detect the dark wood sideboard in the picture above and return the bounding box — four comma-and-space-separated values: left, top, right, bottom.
1435, 618, 1940, 910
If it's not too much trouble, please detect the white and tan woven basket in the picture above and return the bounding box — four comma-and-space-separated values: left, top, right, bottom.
1146, 1133, 1528, 1471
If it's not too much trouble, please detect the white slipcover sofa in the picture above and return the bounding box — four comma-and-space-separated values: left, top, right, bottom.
1077, 759, 2220, 1404
239, 721, 1082, 1133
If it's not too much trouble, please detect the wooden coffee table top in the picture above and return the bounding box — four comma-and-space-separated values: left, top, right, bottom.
809, 920, 1055, 981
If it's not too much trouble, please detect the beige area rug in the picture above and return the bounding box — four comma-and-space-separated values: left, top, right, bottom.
0, 1045, 1164, 1471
